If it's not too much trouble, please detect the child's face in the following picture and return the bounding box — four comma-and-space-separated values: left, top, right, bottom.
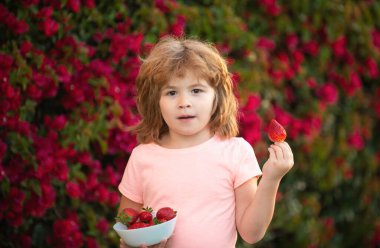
159, 70, 216, 141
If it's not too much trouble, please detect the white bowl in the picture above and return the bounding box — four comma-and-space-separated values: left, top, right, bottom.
113, 216, 177, 247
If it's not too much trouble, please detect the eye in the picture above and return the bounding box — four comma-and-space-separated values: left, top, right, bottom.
166, 90, 176, 96
192, 88, 202, 94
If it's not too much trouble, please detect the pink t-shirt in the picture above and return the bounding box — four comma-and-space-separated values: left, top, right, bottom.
119, 135, 262, 248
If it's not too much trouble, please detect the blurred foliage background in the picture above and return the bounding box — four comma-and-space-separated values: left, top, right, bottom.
0, 0, 379, 247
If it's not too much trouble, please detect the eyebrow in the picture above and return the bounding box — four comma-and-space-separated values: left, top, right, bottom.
162, 83, 208, 90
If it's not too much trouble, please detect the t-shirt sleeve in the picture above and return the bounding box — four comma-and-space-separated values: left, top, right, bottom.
118, 149, 143, 204
233, 138, 262, 188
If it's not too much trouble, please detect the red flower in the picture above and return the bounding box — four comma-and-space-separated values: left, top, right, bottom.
13, 19, 29, 34
331, 36, 347, 58
4, 187, 26, 227
347, 129, 365, 150
39, 18, 59, 37
316, 82, 339, 105
366, 57, 379, 78
0, 4, 29, 34
170, 15, 186, 37
56, 64, 71, 83
83, 0, 95, 9
0, 164, 5, 181
94, 185, 110, 203
85, 237, 100, 248
259, 0, 282, 16
104, 166, 119, 187
343, 168, 353, 180
50, 219, 83, 248
273, 105, 292, 126
285, 33, 299, 51
287, 118, 302, 139
89, 59, 113, 76
155, 0, 174, 13
25, 182, 56, 217
0, 53, 14, 71
301, 116, 321, 137
256, 37, 276, 51
303, 40, 319, 56
26, 84, 42, 101
36, 6, 53, 19
54, 160, 69, 182
371, 29, 380, 49
44, 115, 67, 130
20, 41, 33, 55
239, 109, 262, 145
346, 72, 362, 96
107, 129, 137, 154
16, 234, 32, 248
375, 101, 380, 118
242, 94, 261, 112
306, 78, 317, 89
5, 211, 23, 227
109, 33, 129, 61
108, 191, 119, 207
128, 33, 144, 54
96, 218, 109, 234
322, 217, 336, 240
20, 0, 39, 7
67, 0, 80, 13
66, 181, 81, 199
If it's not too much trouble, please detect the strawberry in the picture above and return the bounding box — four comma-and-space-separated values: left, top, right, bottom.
156, 207, 176, 221
115, 208, 139, 226
268, 119, 287, 142
128, 222, 151, 229
139, 207, 153, 223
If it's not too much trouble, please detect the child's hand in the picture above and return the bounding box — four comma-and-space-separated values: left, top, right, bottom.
120, 238, 171, 248
262, 142, 294, 181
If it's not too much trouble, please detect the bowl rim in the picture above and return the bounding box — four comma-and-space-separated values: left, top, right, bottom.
113, 215, 177, 233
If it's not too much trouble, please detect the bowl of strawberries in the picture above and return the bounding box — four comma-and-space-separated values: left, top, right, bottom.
113, 206, 177, 247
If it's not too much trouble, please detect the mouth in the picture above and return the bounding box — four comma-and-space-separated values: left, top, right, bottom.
177, 115, 195, 120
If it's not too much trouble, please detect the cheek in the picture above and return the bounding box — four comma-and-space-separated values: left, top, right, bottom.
159, 98, 170, 118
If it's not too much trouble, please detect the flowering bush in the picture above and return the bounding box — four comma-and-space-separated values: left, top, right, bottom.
0, 0, 379, 247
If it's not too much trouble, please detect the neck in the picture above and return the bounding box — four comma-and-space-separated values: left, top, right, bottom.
159, 131, 214, 149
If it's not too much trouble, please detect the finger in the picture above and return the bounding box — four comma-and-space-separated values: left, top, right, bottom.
120, 239, 125, 248
166, 237, 173, 247
282, 142, 294, 163
159, 239, 168, 248
275, 142, 290, 161
268, 147, 276, 161
271, 144, 284, 160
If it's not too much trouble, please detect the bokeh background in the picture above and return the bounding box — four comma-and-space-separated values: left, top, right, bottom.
1, 0, 380, 247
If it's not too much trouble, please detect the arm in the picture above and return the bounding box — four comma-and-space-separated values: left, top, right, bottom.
235, 142, 294, 244
118, 195, 143, 215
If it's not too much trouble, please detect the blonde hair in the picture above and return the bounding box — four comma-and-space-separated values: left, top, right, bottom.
131, 36, 239, 143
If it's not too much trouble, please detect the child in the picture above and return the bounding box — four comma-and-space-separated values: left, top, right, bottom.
117, 36, 294, 248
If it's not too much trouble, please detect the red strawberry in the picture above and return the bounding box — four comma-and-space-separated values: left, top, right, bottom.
115, 208, 139, 226
139, 207, 153, 223
156, 207, 176, 221
153, 217, 167, 225
268, 119, 287, 142
128, 222, 151, 229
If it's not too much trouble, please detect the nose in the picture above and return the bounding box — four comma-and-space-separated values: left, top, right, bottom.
178, 94, 191, 109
